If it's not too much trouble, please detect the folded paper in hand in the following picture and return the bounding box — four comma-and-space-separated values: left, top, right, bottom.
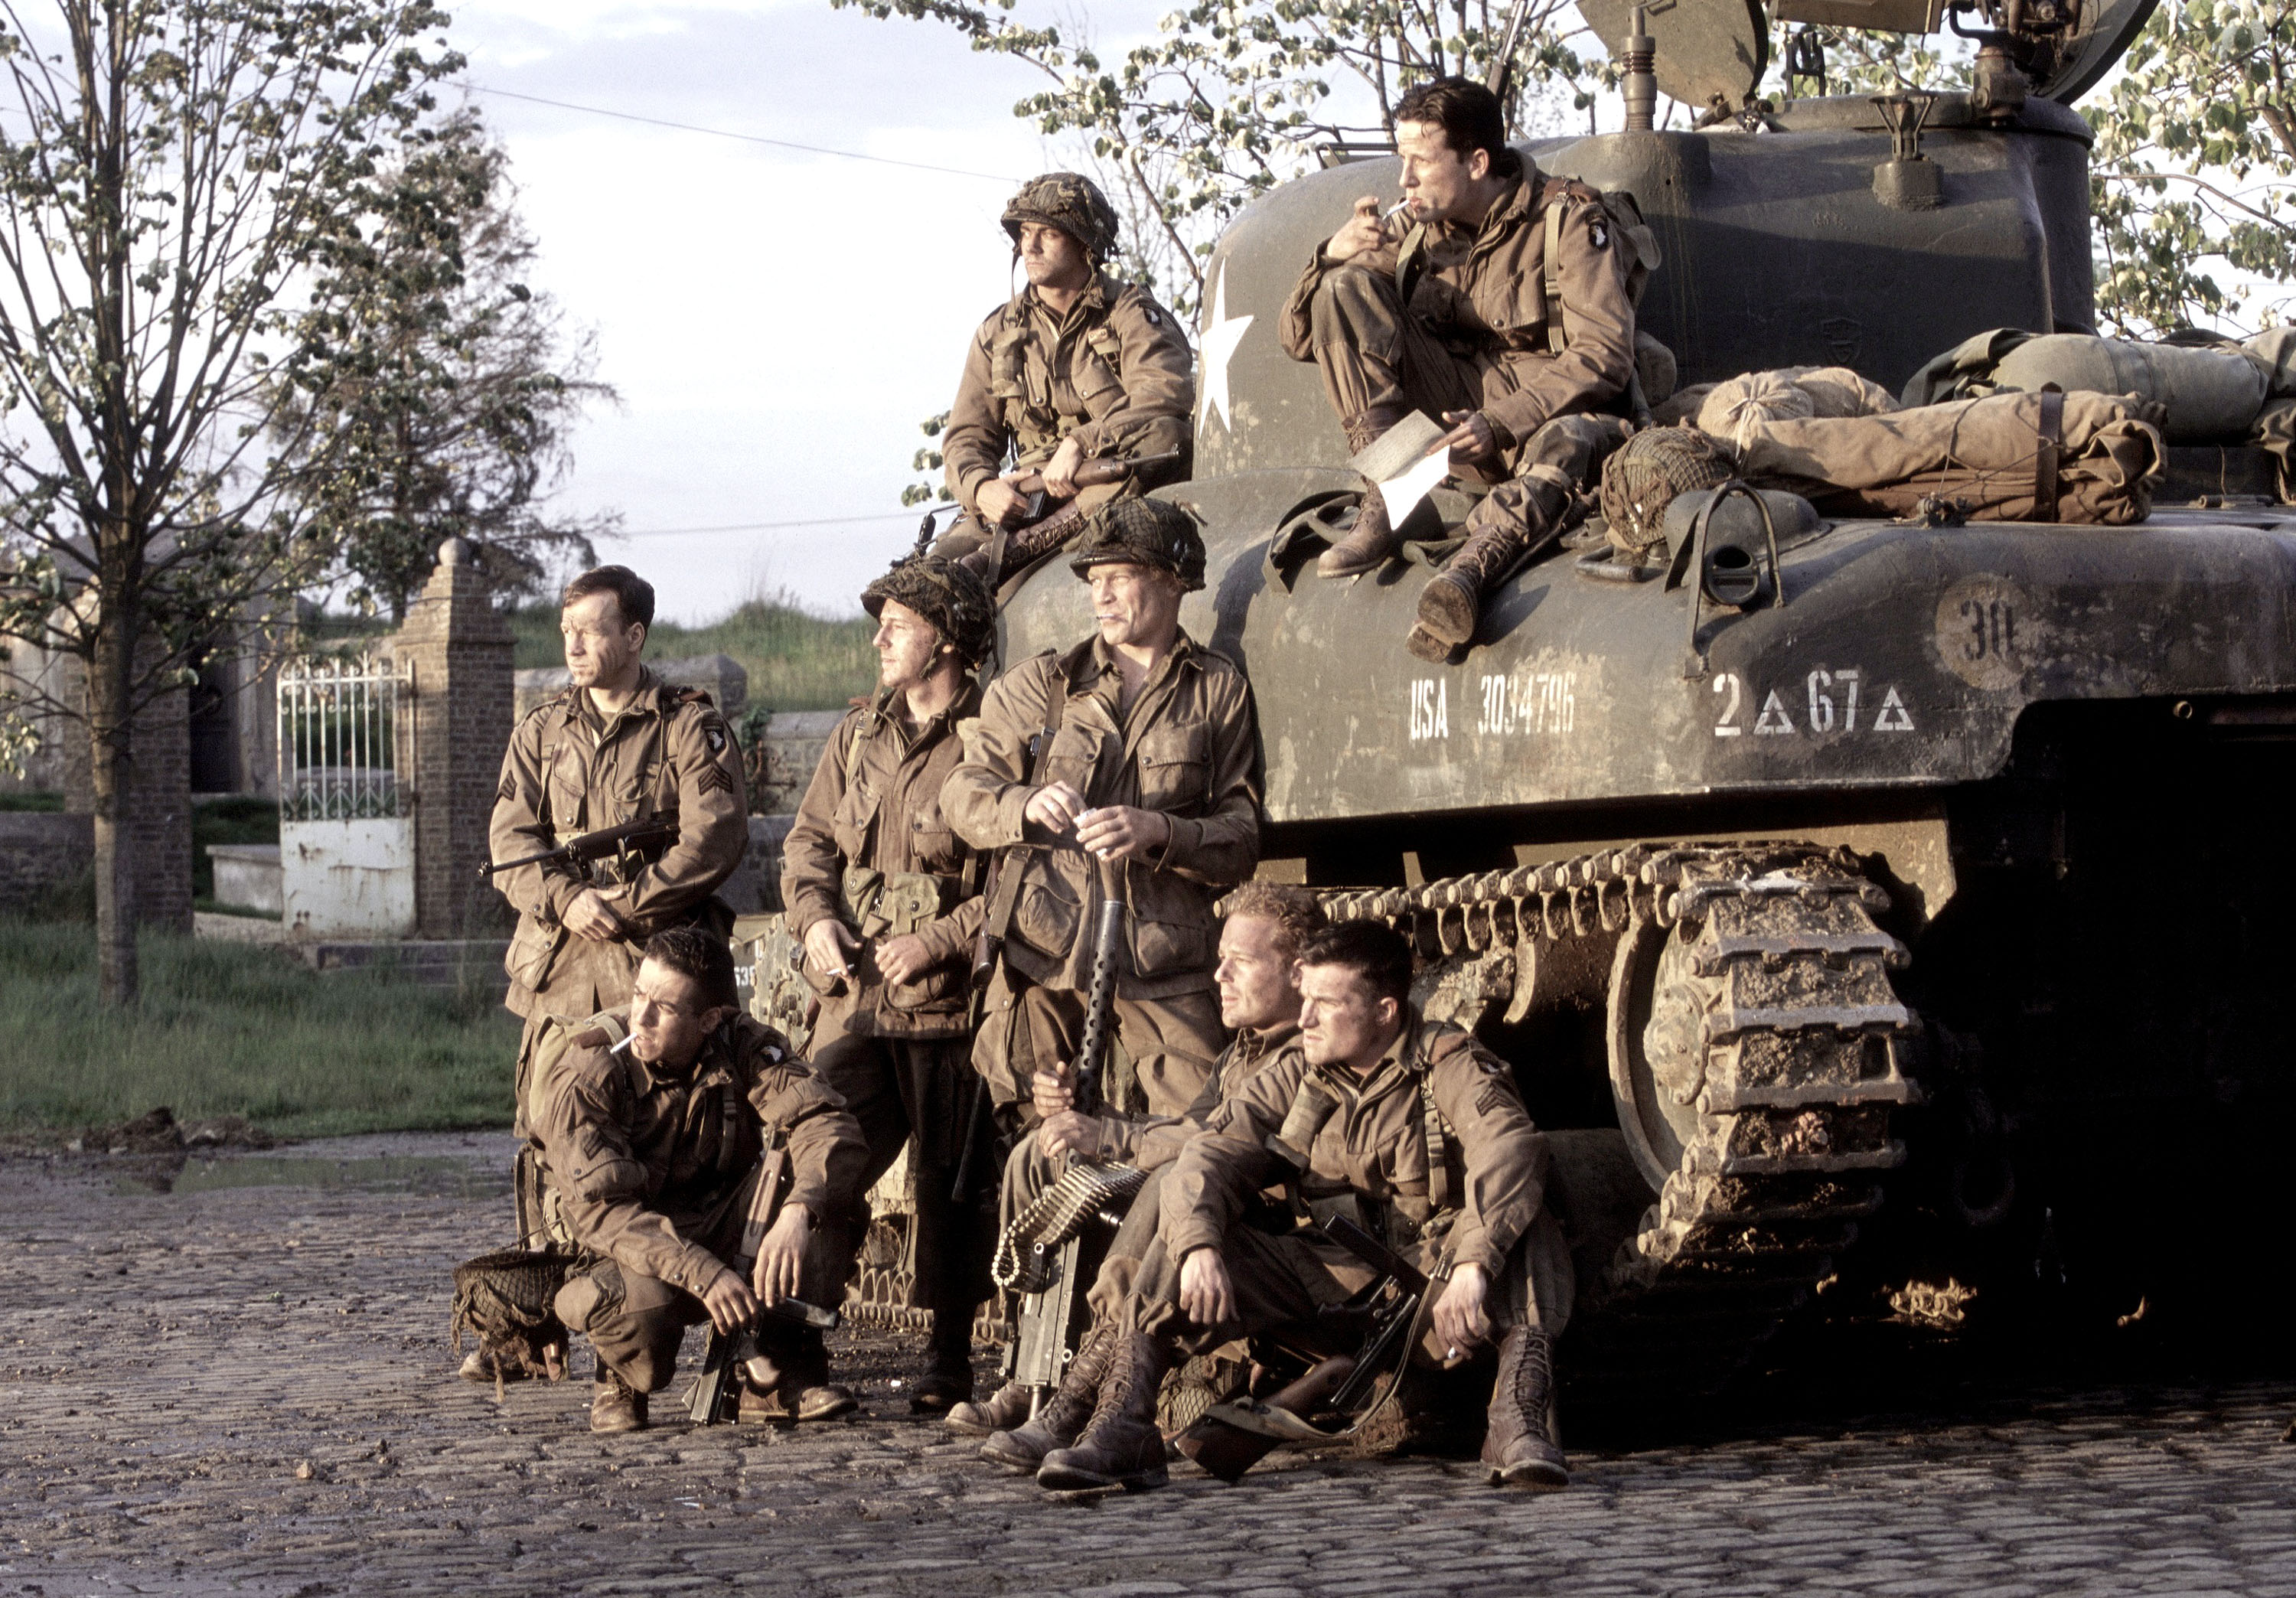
1348, 412, 1453, 528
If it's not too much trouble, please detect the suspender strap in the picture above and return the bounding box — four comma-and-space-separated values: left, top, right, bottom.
981, 645, 1088, 945
2033, 386, 2064, 524
1543, 196, 1567, 357
1420, 1073, 1456, 1215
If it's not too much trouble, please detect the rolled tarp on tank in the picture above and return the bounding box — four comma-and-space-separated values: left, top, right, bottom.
1900, 327, 2296, 443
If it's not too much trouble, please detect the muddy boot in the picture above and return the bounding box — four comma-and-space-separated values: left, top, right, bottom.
1481, 1326, 1567, 1489
1035, 1331, 1173, 1492
947, 1378, 1033, 1438
911, 1315, 977, 1415
980, 1321, 1118, 1471
589, 1370, 647, 1434
742, 1333, 856, 1425
1412, 475, 1571, 658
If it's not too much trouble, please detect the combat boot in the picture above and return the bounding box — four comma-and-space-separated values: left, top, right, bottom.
946, 1377, 1033, 1437
1035, 1330, 1173, 1492
1318, 408, 1409, 579
1480, 1326, 1567, 1489
979, 1321, 1118, 1470
589, 1370, 647, 1434
1408, 477, 1570, 660
739, 1335, 857, 1426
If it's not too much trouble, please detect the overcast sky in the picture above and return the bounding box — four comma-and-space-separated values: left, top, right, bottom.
448, 0, 1177, 623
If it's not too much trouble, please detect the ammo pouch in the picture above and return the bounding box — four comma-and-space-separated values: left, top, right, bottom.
840, 866, 952, 939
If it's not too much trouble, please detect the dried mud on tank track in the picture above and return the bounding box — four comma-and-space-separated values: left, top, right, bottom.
5, 1133, 2294, 1597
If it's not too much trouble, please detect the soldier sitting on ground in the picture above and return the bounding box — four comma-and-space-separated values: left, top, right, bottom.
1280, 77, 1649, 660
947, 882, 1325, 1438
780, 554, 1002, 1414
936, 173, 1195, 585
529, 928, 867, 1433
981, 919, 1575, 1493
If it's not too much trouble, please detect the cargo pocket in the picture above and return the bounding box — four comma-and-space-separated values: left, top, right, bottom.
1013, 868, 1082, 957
1130, 912, 1212, 977
505, 915, 567, 992
1134, 727, 1209, 812
1042, 720, 1107, 798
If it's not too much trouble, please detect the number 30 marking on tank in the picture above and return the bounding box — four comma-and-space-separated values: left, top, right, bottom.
1712, 669, 1914, 738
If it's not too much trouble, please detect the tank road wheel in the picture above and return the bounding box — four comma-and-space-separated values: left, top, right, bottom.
1581, 848, 1923, 1391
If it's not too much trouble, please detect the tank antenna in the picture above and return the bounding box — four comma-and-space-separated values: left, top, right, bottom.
1622, 3, 1658, 132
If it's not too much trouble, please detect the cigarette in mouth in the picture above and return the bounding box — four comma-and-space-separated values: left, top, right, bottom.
1382, 200, 1411, 225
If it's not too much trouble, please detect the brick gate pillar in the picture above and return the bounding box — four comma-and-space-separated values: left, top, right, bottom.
396, 538, 514, 939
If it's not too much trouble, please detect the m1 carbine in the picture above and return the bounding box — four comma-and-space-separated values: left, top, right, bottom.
1173, 1214, 1435, 1482
1008, 876, 1137, 1410
688, 1152, 843, 1427
480, 817, 678, 880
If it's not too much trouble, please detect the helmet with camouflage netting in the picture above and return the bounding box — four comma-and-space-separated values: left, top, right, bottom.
862, 553, 999, 666
1002, 171, 1120, 264
1599, 425, 1737, 561
1067, 497, 1206, 592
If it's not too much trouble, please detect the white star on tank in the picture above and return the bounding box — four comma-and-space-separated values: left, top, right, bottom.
1197, 262, 1254, 436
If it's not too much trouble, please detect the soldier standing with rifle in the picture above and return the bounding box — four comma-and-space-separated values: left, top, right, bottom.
778, 554, 1002, 1413
1280, 77, 1652, 660
528, 928, 866, 1433
934, 173, 1195, 586
981, 920, 1575, 1494
478, 565, 750, 1381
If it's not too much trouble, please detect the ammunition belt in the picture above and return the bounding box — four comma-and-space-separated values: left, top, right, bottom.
991, 1161, 1147, 1291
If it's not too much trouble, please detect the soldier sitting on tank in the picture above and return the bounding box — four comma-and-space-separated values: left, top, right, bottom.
779, 553, 1002, 1415
1280, 77, 1644, 660
945, 882, 1324, 1439
978, 918, 1574, 1495
934, 173, 1195, 587
528, 928, 868, 1433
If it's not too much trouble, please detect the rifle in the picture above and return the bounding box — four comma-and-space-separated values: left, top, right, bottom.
687, 1153, 844, 1426
1172, 1214, 1435, 1481
997, 448, 1183, 530
480, 816, 678, 880
1011, 871, 1131, 1410
1483, 0, 1534, 103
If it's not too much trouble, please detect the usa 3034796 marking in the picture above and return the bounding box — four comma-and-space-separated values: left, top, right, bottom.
1711, 668, 1915, 738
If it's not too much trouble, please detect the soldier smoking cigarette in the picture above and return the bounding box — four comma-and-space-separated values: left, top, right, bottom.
1382, 199, 1411, 225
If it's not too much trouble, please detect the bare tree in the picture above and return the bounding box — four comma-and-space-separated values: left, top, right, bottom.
0, 0, 460, 1001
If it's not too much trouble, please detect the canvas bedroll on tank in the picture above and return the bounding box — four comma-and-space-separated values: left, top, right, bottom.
1736, 388, 2165, 524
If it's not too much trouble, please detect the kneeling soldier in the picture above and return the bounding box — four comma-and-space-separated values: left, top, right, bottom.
531, 928, 867, 1432
985, 919, 1574, 1492
781, 554, 1001, 1411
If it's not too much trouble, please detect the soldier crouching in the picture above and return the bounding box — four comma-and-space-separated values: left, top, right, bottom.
528, 928, 867, 1432
983, 919, 1574, 1492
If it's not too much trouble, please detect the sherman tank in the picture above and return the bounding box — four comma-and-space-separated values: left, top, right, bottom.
993, 0, 2296, 1395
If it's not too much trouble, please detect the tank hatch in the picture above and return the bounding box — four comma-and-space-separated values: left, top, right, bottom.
1768, 0, 2162, 105
1580, 0, 1769, 118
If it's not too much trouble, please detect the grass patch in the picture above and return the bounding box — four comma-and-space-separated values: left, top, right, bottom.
507, 595, 876, 713
0, 920, 518, 1140
0, 789, 63, 812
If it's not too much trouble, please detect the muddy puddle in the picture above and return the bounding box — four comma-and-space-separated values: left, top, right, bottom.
114, 1152, 510, 1198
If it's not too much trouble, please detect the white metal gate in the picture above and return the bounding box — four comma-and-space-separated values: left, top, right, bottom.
275, 652, 416, 938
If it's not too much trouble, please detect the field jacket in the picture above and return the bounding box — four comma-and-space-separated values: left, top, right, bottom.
941, 632, 1261, 1001
779, 680, 986, 1039
528, 1013, 864, 1298
490, 667, 749, 1021
1279, 173, 1639, 452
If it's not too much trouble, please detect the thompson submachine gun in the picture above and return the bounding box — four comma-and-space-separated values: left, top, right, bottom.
687, 1153, 843, 1427
480, 816, 678, 880
1002, 873, 1143, 1410
1174, 1214, 1435, 1481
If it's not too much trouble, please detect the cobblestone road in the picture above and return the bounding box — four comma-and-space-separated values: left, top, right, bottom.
5, 1133, 2294, 1597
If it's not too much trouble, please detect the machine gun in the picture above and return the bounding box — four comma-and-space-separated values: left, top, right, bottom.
480, 817, 678, 881
1173, 1214, 1436, 1482
1006, 876, 1136, 1409
687, 1155, 843, 1426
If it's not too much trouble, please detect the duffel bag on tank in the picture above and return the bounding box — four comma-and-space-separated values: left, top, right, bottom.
1738, 390, 2166, 525
1902, 328, 2278, 445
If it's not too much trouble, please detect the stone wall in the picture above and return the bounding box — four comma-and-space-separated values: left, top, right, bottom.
749, 711, 845, 815
0, 812, 93, 915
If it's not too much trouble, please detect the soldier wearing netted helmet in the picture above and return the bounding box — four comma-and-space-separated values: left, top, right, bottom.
935, 173, 1195, 585
780, 553, 1001, 1412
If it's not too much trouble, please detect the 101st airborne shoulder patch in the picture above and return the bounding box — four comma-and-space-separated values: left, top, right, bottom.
703, 721, 727, 755
1589, 216, 1609, 252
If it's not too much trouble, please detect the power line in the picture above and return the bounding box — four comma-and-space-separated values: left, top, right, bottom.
461, 83, 1022, 184
601, 509, 952, 539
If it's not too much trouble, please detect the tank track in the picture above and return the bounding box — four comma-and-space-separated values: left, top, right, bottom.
1319, 841, 1919, 1394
